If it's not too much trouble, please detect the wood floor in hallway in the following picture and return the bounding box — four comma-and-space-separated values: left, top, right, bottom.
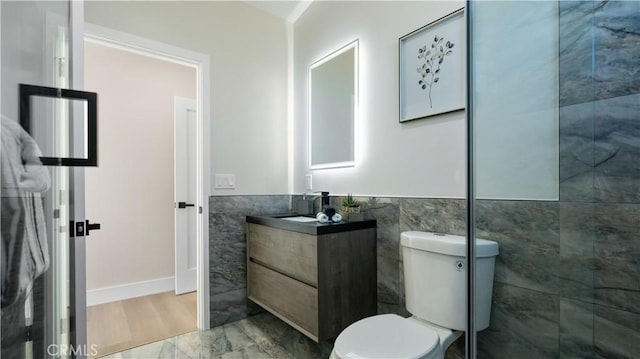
87, 291, 197, 358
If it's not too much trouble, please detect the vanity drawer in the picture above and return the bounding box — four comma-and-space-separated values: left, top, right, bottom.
247, 224, 317, 286
248, 262, 318, 337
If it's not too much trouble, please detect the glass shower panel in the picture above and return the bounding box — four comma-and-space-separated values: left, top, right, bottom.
469, 0, 640, 358
1, 1, 81, 358
469, 0, 566, 357
468, 1, 562, 355
472, 1, 560, 200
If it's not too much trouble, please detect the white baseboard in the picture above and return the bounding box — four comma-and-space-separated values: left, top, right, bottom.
87, 276, 175, 306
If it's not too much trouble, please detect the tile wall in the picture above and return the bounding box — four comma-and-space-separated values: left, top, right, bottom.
208, 195, 291, 327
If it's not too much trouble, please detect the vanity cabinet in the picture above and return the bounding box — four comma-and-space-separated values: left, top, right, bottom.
246, 220, 377, 342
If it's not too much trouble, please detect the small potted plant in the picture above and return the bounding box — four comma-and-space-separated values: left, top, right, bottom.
341, 193, 361, 221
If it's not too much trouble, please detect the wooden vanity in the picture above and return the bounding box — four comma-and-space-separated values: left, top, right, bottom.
245, 215, 377, 342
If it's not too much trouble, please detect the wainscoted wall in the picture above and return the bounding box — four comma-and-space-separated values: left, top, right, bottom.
207, 195, 469, 357
207, 3, 638, 358
207, 195, 432, 328
208, 194, 637, 358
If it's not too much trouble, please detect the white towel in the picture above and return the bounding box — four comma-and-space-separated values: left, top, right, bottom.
1, 116, 50, 308
331, 213, 342, 223
316, 212, 329, 223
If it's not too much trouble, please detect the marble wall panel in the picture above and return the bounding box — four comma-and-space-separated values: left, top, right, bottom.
399, 198, 466, 236
560, 0, 640, 105
593, 304, 640, 359
593, 94, 640, 203
560, 3, 640, 204
559, 0, 594, 107
477, 283, 560, 358
593, 0, 640, 101
475, 200, 560, 295
209, 195, 292, 327
358, 197, 401, 260
210, 195, 291, 214
556, 2, 640, 356
357, 197, 403, 314
559, 101, 595, 202
559, 202, 595, 302
560, 298, 594, 359
209, 212, 248, 294
593, 203, 640, 313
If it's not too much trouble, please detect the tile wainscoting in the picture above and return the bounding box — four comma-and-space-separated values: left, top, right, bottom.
209, 195, 639, 358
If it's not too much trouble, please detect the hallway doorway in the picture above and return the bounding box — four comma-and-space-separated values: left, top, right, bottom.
83, 27, 209, 356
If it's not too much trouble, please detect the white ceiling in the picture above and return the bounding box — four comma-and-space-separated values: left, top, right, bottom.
244, 0, 312, 23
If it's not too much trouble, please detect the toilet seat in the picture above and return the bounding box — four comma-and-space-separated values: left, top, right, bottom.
333, 314, 440, 359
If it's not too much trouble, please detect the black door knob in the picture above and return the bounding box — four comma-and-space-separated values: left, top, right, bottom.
178, 202, 195, 208
86, 220, 101, 236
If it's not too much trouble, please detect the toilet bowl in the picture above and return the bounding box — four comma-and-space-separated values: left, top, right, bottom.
330, 231, 499, 359
330, 314, 462, 359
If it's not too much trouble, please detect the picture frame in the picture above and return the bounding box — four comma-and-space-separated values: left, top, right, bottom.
399, 8, 465, 122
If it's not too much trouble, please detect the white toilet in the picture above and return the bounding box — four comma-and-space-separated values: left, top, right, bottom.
330, 231, 499, 359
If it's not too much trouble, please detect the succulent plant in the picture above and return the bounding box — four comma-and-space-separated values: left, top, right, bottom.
341, 193, 360, 208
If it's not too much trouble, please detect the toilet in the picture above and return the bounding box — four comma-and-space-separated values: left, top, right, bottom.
330, 231, 499, 359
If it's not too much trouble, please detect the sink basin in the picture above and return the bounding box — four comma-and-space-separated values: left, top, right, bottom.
280, 216, 318, 223
247, 214, 376, 235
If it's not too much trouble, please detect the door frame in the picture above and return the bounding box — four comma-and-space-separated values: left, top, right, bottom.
83, 23, 211, 330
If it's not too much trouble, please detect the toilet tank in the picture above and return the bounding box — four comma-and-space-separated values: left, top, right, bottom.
401, 231, 499, 331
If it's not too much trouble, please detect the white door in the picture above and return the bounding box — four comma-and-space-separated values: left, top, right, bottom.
174, 97, 198, 294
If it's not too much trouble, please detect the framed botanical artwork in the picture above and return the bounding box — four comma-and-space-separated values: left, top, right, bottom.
399, 8, 465, 122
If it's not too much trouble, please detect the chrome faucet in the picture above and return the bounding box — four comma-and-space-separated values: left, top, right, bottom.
303, 191, 329, 204
300, 191, 330, 214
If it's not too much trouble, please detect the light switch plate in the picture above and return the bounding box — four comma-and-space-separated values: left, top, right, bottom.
215, 174, 236, 189
305, 174, 313, 190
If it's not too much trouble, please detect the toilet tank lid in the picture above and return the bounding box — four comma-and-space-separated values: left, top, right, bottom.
401, 231, 499, 258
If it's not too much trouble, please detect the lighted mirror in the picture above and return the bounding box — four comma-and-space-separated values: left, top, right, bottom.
309, 40, 358, 170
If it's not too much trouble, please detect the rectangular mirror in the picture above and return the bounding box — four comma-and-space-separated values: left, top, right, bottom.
309, 40, 358, 170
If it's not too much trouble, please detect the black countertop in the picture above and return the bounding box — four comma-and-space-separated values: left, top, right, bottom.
246, 213, 377, 235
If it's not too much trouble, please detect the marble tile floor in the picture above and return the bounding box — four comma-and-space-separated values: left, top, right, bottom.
101, 312, 333, 359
